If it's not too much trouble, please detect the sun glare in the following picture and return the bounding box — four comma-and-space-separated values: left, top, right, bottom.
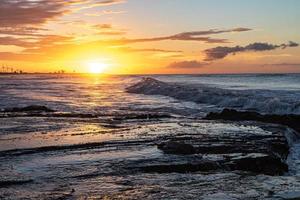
88, 62, 108, 74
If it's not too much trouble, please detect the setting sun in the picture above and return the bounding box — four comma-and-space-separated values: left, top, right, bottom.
1, 0, 300, 198
88, 62, 108, 74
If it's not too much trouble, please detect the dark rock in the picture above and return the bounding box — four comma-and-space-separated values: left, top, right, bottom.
157, 141, 196, 155
50, 113, 95, 118
3, 105, 54, 113
137, 160, 220, 173
224, 154, 288, 176
113, 113, 171, 121
133, 153, 288, 175
204, 108, 300, 133
0, 179, 33, 188
196, 144, 244, 154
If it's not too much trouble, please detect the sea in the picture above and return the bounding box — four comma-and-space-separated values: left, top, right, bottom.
0, 73, 299, 116
0, 73, 300, 199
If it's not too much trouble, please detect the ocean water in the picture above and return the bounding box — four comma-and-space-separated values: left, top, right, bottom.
0, 73, 299, 116
1, 73, 300, 199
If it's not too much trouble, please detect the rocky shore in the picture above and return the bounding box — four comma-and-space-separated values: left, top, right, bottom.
125, 78, 300, 176
0, 77, 300, 199
0, 105, 296, 177
205, 108, 300, 133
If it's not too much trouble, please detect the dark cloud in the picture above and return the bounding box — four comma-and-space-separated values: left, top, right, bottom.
0, 0, 74, 27
282, 41, 299, 48
167, 60, 209, 68
0, 0, 80, 48
204, 41, 299, 61
110, 28, 252, 44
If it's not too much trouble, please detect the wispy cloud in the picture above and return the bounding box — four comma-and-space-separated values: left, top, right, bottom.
204, 41, 299, 61
0, 36, 33, 47
262, 63, 300, 67
0, 0, 126, 37
92, 23, 126, 35
75, 0, 126, 11
106, 28, 252, 44
116, 47, 183, 53
93, 24, 113, 29
85, 10, 126, 16
167, 60, 209, 68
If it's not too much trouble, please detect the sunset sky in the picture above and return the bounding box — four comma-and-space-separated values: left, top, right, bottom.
0, 0, 299, 74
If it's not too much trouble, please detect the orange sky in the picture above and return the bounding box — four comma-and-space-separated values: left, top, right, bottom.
0, 0, 299, 74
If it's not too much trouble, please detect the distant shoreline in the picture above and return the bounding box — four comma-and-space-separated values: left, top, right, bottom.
1, 72, 300, 76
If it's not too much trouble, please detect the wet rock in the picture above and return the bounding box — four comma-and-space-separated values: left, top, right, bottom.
113, 112, 171, 121
224, 154, 288, 176
157, 141, 196, 155
126, 121, 291, 175
50, 113, 96, 118
0, 179, 33, 187
195, 144, 248, 154
133, 153, 287, 175
0, 111, 98, 119
275, 191, 300, 199
205, 108, 300, 133
138, 160, 220, 173
3, 105, 54, 113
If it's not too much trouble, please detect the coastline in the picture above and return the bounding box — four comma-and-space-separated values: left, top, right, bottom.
1, 76, 300, 199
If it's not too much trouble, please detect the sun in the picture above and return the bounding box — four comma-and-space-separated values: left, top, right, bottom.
88, 62, 108, 74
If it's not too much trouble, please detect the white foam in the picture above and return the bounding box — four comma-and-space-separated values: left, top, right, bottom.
128, 78, 300, 115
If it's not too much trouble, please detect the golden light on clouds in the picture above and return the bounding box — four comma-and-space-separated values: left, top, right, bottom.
0, 0, 299, 73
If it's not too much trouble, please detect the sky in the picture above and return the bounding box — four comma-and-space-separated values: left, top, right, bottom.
0, 0, 299, 74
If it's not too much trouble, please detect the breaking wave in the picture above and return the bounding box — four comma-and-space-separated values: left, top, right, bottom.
127, 77, 300, 115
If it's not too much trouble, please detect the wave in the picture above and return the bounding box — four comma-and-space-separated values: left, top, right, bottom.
127, 78, 300, 115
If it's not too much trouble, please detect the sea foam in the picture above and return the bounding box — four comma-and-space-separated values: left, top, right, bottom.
127, 77, 300, 115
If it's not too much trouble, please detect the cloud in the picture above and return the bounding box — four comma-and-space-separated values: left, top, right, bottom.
97, 31, 126, 35
76, 0, 125, 10
87, 0, 125, 7
0, 0, 74, 27
92, 24, 126, 35
0, 36, 33, 47
167, 60, 209, 68
0, 33, 74, 50
0, 0, 125, 37
117, 47, 183, 53
85, 10, 126, 16
93, 24, 113, 29
263, 63, 300, 67
204, 41, 299, 61
0, 27, 48, 37
109, 28, 252, 44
